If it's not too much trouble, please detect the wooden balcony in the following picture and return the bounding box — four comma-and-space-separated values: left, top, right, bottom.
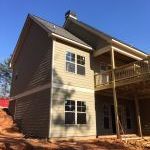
95, 57, 150, 91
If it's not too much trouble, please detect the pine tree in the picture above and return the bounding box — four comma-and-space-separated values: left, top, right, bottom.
0, 57, 12, 97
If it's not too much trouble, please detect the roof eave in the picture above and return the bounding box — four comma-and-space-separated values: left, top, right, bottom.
65, 18, 147, 57
111, 39, 148, 58
50, 32, 93, 51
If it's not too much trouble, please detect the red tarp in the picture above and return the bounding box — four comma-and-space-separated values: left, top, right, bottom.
0, 98, 9, 108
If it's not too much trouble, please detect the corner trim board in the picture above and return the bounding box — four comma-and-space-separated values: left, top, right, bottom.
49, 39, 55, 138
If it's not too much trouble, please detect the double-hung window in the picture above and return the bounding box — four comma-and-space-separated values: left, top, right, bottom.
66, 52, 75, 73
65, 100, 86, 124
77, 101, 86, 124
77, 55, 85, 75
65, 100, 75, 124
66, 52, 85, 75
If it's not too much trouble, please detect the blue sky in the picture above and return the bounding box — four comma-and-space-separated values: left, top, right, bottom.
0, 0, 150, 62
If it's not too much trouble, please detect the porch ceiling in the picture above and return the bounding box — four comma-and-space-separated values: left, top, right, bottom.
95, 79, 150, 100
94, 50, 137, 67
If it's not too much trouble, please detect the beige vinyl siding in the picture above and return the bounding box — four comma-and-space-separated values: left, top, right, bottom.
53, 40, 94, 90
50, 40, 96, 138
51, 87, 96, 137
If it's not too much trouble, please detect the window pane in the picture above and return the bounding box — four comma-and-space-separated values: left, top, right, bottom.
65, 106, 70, 111
66, 52, 75, 62
70, 105, 75, 111
77, 65, 85, 75
77, 113, 86, 124
65, 100, 75, 111
65, 112, 75, 124
77, 55, 85, 65
65, 100, 70, 105
66, 62, 75, 73
77, 101, 86, 112
104, 117, 109, 129
82, 101, 86, 107
82, 107, 86, 112
77, 101, 81, 106
77, 106, 82, 112
71, 100, 75, 106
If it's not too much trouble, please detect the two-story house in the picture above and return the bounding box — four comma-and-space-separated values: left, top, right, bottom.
9, 11, 150, 139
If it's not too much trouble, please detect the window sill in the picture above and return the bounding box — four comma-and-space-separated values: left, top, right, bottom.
65, 71, 86, 78
64, 124, 87, 127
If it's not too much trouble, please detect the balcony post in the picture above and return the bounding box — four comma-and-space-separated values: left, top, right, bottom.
111, 48, 121, 139
134, 94, 143, 137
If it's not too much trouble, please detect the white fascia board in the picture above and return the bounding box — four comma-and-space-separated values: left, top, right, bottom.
51, 33, 92, 51
112, 46, 142, 60
69, 14, 77, 20
112, 39, 147, 58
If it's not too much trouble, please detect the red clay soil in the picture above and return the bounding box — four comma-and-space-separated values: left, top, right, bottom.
0, 108, 149, 150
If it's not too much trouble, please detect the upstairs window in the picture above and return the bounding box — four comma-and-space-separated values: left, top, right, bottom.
66, 52, 75, 73
77, 55, 85, 75
66, 52, 85, 75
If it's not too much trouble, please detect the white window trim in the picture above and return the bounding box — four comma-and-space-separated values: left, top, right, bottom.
65, 51, 86, 76
77, 55, 85, 75
64, 100, 87, 125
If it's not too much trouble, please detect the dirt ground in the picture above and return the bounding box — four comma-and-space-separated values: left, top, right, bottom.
0, 109, 150, 150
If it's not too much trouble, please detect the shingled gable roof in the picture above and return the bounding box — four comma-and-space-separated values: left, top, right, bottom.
31, 15, 91, 47
64, 16, 147, 56
11, 14, 92, 66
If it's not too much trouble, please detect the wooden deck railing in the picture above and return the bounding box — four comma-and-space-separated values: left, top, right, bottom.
95, 57, 150, 89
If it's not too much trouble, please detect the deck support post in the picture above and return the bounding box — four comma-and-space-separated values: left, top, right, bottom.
134, 94, 143, 137
111, 48, 121, 139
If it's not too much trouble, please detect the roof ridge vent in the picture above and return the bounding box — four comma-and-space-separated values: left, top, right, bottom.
65, 10, 77, 20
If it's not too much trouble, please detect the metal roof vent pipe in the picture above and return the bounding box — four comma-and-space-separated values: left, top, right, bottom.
65, 10, 77, 20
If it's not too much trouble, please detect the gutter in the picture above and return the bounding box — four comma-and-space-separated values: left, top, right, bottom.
112, 39, 148, 58
50, 33, 93, 51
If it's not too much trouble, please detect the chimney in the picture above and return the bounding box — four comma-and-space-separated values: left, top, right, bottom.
65, 10, 77, 20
